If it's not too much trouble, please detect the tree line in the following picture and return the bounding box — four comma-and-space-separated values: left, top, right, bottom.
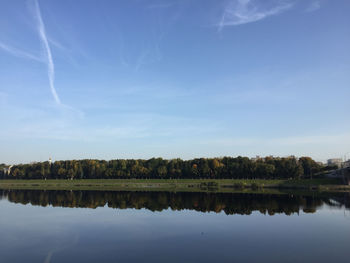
0, 156, 335, 180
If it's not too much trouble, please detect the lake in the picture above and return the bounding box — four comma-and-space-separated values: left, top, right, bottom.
0, 190, 350, 263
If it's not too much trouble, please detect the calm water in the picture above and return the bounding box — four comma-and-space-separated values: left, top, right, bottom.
0, 190, 350, 263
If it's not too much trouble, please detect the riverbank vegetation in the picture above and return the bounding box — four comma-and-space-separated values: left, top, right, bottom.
0, 156, 336, 180
0, 178, 346, 192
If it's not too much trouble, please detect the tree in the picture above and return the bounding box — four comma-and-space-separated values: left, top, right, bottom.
157, 166, 167, 178
299, 157, 320, 178
1, 156, 331, 180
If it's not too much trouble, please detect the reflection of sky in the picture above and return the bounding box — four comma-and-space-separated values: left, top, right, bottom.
1, 199, 350, 263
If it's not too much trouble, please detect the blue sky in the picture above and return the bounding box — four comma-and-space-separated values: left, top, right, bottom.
1, 0, 349, 164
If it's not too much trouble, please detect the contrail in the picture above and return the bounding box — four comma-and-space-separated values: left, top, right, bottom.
0, 41, 43, 62
217, 0, 293, 31
33, 0, 61, 104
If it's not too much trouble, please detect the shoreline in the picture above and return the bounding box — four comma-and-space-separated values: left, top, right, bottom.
0, 178, 349, 193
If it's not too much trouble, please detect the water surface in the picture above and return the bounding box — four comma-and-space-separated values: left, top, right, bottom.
0, 190, 349, 263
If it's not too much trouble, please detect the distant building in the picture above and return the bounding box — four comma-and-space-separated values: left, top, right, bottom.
327, 158, 342, 168
3, 165, 13, 175
251, 156, 261, 162
49, 157, 52, 165
343, 160, 350, 168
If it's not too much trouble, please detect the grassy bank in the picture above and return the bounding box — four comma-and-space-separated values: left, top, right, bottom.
0, 178, 348, 192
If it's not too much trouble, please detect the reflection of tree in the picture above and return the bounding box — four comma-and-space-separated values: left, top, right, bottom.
1, 190, 349, 216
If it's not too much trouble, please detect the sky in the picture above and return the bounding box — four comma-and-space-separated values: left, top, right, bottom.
0, 0, 349, 164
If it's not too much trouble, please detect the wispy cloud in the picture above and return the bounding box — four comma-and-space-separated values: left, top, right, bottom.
33, 0, 61, 105
305, 1, 321, 12
48, 37, 67, 52
120, 34, 163, 73
218, 0, 294, 31
117, 1, 183, 72
0, 41, 43, 62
